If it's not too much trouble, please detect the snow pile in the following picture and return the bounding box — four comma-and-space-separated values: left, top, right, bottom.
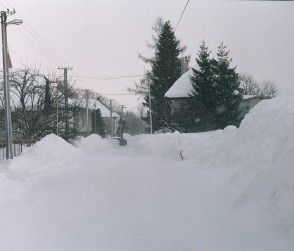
129, 126, 238, 163
0, 96, 294, 250
24, 134, 78, 159
229, 97, 294, 228
8, 134, 80, 176
74, 134, 115, 153
128, 96, 294, 231
237, 96, 294, 167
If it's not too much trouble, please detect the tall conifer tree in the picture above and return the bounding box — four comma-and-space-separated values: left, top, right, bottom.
189, 41, 241, 131
214, 42, 242, 128
130, 18, 184, 132
189, 41, 218, 131
92, 109, 106, 138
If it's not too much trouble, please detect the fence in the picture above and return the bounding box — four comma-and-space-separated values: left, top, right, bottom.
0, 142, 28, 161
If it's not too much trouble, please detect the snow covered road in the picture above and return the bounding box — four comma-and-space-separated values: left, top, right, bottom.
0, 96, 294, 250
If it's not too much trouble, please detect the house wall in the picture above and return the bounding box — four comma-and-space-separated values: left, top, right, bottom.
74, 108, 93, 134
239, 97, 263, 119
74, 108, 119, 137
169, 96, 264, 122
103, 117, 119, 136
170, 98, 190, 116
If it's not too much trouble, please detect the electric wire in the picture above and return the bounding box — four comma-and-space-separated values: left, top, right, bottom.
3, 0, 69, 67
0, 2, 8, 10
16, 17, 68, 65
10, 27, 61, 66
4, 1, 83, 78
73, 74, 144, 80
2, 0, 143, 89
175, 0, 190, 31
99, 93, 138, 96
10, 19, 66, 66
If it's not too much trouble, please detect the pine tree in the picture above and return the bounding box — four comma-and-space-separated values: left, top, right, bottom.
130, 18, 184, 132
43, 77, 52, 116
189, 42, 242, 132
189, 41, 218, 131
92, 109, 106, 138
214, 42, 242, 128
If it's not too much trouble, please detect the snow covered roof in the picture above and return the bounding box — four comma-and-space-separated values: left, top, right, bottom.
164, 67, 196, 98
242, 95, 259, 100
165, 67, 260, 101
78, 98, 119, 118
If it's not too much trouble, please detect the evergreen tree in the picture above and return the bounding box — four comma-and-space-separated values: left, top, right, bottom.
92, 109, 106, 138
130, 18, 184, 132
189, 41, 218, 131
214, 42, 242, 128
189, 42, 241, 132
43, 77, 52, 116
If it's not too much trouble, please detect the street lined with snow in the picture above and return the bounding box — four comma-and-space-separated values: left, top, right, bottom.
0, 96, 294, 251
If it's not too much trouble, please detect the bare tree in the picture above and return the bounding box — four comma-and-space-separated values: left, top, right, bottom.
260, 80, 278, 99
239, 73, 278, 99
4, 68, 54, 145
124, 111, 146, 135
239, 73, 260, 95
0, 67, 82, 144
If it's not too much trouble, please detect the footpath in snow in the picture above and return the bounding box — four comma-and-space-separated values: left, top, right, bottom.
0, 96, 293, 251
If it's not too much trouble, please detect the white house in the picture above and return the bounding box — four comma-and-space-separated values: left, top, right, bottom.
74, 97, 120, 136
165, 67, 263, 120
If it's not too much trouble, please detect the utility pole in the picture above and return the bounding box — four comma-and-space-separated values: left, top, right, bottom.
58, 66, 72, 141
109, 99, 113, 137
1, 9, 23, 159
85, 89, 91, 136
93, 102, 97, 134
148, 80, 153, 134
120, 105, 125, 139
55, 78, 59, 136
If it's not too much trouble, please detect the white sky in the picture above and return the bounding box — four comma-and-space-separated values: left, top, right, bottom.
1, 0, 294, 111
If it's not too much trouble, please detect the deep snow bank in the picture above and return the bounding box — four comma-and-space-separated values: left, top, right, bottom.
128, 96, 294, 170
0, 96, 293, 250
8, 134, 80, 176
74, 134, 117, 153
230, 97, 294, 229
129, 96, 294, 230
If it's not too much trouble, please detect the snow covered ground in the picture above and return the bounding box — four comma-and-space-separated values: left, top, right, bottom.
0, 96, 294, 251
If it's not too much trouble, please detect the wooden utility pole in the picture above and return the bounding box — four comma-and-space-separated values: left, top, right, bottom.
148, 80, 153, 134
109, 99, 113, 137
58, 66, 72, 140
1, 10, 22, 159
85, 89, 91, 136
55, 78, 59, 136
120, 105, 125, 139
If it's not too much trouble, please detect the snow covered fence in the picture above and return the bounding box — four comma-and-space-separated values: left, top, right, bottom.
0, 143, 24, 160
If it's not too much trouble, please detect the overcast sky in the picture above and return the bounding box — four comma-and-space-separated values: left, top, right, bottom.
1, 0, 294, 111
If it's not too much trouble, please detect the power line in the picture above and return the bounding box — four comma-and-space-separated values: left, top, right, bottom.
2, 0, 13, 9
0, 2, 8, 9
3, 0, 61, 61
73, 74, 144, 80
9, 21, 65, 66
99, 93, 138, 96
2, 0, 69, 67
10, 27, 62, 66
175, 0, 190, 32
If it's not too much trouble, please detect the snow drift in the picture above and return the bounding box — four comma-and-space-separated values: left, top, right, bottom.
0, 96, 293, 250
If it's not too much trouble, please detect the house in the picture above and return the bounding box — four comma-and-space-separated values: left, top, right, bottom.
165, 67, 263, 121
0, 69, 121, 143
165, 67, 194, 118
239, 95, 264, 119
74, 97, 120, 137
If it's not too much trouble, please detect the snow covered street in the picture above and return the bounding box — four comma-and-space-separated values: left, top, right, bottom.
0, 96, 294, 251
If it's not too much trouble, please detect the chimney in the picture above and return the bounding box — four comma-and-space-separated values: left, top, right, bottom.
180, 56, 190, 75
